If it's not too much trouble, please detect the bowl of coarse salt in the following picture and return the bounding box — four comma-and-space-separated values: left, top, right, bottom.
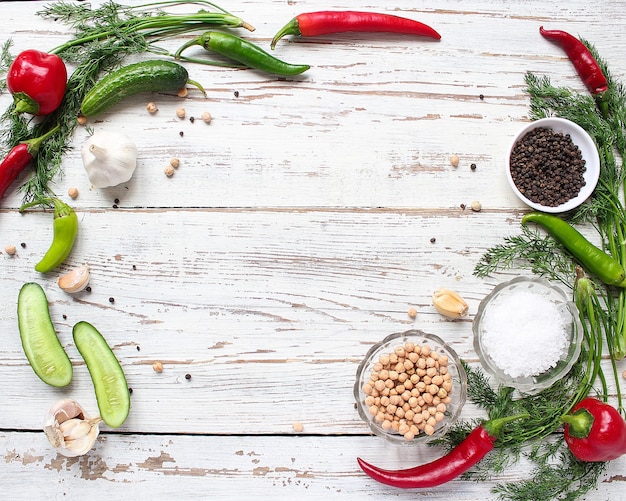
472, 276, 583, 395
506, 117, 600, 213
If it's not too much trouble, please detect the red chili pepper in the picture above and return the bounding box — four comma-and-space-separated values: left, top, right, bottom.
539, 27, 609, 116
7, 49, 67, 116
0, 125, 59, 204
561, 397, 626, 462
357, 414, 527, 488
271, 11, 441, 49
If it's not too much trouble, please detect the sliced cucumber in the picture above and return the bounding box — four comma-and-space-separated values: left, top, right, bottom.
17, 282, 72, 387
73, 321, 130, 428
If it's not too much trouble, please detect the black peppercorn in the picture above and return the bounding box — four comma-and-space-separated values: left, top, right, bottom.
185, 373, 192, 380
109, 297, 115, 303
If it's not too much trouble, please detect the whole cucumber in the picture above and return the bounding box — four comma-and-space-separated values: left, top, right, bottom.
80, 60, 203, 117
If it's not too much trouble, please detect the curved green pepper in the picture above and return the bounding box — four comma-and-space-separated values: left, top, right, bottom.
20, 197, 78, 273
522, 212, 626, 287
174, 31, 310, 76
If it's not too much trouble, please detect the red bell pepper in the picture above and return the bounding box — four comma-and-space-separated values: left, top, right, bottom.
7, 50, 67, 116
561, 397, 626, 462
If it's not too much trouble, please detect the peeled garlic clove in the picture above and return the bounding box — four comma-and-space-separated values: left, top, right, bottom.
44, 399, 101, 457
432, 288, 469, 319
58, 265, 90, 293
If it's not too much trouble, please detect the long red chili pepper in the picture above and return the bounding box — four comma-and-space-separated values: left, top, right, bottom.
0, 125, 60, 204
357, 414, 527, 488
561, 397, 626, 462
271, 11, 441, 49
539, 27, 609, 116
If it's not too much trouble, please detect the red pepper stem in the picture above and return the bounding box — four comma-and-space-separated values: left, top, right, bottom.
560, 408, 594, 439
21, 124, 60, 156
482, 413, 530, 438
270, 18, 300, 49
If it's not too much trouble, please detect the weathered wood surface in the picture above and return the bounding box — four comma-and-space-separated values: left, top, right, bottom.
1, 0, 625, 499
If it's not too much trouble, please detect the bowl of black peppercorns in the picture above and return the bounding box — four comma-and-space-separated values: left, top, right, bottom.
507, 117, 600, 213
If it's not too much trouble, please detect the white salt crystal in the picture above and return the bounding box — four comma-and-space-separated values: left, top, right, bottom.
481, 289, 569, 378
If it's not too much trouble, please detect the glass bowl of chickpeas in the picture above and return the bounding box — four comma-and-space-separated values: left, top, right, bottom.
354, 330, 467, 444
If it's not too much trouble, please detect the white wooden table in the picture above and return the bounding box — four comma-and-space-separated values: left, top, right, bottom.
1, 1, 625, 499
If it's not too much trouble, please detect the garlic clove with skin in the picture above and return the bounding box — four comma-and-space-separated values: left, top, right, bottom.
57, 264, 90, 293
44, 399, 101, 457
432, 288, 469, 319
81, 130, 138, 188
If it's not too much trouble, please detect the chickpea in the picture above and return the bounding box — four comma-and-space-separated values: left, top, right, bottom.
152, 361, 163, 373
146, 102, 158, 113
424, 424, 435, 436
4, 244, 17, 255
67, 187, 79, 199
369, 405, 378, 416
384, 379, 394, 389
201, 111, 212, 124
421, 345, 431, 356
432, 375, 444, 386
164, 165, 175, 177
403, 430, 415, 441
435, 412, 445, 422
389, 353, 398, 364
176, 107, 186, 118
381, 420, 392, 430
374, 379, 385, 392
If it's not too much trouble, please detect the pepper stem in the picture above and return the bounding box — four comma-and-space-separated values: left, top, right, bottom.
22, 124, 61, 156
482, 413, 530, 439
173, 36, 204, 60
270, 18, 300, 50
560, 408, 594, 439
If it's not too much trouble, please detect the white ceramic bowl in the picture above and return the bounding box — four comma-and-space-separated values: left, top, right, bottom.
506, 117, 600, 213
354, 330, 467, 444
472, 277, 583, 395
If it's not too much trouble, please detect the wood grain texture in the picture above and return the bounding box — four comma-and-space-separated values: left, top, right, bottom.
1, 1, 625, 499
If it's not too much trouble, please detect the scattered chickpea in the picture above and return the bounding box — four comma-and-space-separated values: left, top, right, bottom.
170, 158, 180, 169
202, 111, 212, 124
164, 165, 175, 177
292, 421, 304, 433
177, 87, 188, 98
470, 201, 482, 212
77, 115, 87, 126
146, 102, 158, 114
67, 187, 79, 199
152, 361, 163, 373
450, 154, 459, 167
4, 244, 17, 255
623, 369, 626, 380
176, 107, 186, 119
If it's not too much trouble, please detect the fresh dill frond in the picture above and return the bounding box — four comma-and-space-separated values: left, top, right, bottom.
493, 445, 607, 501
474, 225, 576, 287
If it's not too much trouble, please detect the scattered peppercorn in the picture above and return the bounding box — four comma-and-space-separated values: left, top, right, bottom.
185, 373, 192, 380
114, 198, 120, 204
136, 345, 140, 351
460, 203, 466, 210
189, 116, 195, 123
430, 237, 436, 243
179, 131, 184, 137
509, 127, 586, 207
129, 387, 133, 394
85, 286, 92, 292
20, 242, 26, 248
108, 297, 115, 303
470, 163, 477, 170
112, 204, 118, 209
62, 314, 67, 320
479, 94, 485, 100
234, 91, 239, 97
132, 264, 137, 271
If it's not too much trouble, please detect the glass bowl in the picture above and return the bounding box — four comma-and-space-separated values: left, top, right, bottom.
354, 330, 467, 444
506, 117, 600, 213
473, 277, 583, 395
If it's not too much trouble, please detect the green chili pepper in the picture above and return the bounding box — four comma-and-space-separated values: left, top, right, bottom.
20, 197, 78, 273
522, 212, 626, 287
174, 31, 310, 76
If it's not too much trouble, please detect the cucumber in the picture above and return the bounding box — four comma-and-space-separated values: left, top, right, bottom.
73, 321, 130, 428
80, 60, 199, 117
17, 282, 72, 387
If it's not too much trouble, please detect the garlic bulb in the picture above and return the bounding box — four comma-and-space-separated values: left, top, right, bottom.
44, 399, 101, 457
58, 265, 91, 293
432, 288, 469, 319
81, 130, 137, 188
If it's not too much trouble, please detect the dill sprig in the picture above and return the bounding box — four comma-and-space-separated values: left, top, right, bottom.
0, 0, 254, 202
